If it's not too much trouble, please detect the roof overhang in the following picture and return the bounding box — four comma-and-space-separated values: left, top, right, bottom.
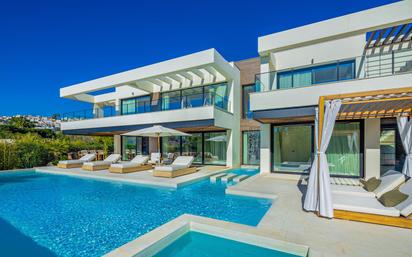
258, 1, 412, 55
324, 87, 412, 120
60, 49, 239, 103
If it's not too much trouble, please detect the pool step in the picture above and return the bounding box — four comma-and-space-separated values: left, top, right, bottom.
233, 175, 249, 183
221, 173, 238, 182
210, 173, 227, 182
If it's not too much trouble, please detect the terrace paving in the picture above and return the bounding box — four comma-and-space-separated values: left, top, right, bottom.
226, 174, 412, 257
36, 165, 226, 188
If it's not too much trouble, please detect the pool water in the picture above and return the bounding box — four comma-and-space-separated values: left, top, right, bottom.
228, 168, 259, 176
0, 171, 271, 257
153, 231, 300, 257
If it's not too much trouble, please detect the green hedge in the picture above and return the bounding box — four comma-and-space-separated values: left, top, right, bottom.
0, 133, 113, 170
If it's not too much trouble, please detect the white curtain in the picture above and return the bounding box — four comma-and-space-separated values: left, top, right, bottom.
397, 117, 412, 177
304, 100, 342, 218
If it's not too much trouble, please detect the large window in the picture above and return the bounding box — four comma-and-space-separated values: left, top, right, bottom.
182, 133, 203, 164
121, 136, 149, 161
159, 131, 227, 165
161, 91, 182, 111
204, 132, 227, 165
272, 121, 362, 177
326, 122, 361, 177
277, 60, 355, 89
243, 131, 260, 165
161, 83, 228, 111
242, 84, 259, 119
121, 95, 151, 115
161, 136, 181, 157
273, 124, 313, 173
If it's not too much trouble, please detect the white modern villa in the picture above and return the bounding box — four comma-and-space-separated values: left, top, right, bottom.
60, 49, 241, 167
59, 0, 412, 226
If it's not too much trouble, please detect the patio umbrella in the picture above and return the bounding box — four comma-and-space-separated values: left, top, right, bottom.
122, 125, 191, 154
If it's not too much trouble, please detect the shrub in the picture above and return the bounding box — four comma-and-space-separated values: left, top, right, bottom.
14, 134, 52, 168
0, 141, 17, 170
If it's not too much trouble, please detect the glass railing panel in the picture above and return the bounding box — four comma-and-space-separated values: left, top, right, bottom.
255, 48, 412, 93
61, 90, 230, 122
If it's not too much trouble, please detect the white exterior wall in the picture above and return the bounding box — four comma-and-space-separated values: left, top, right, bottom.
114, 135, 121, 154
364, 119, 381, 179
251, 72, 412, 111
271, 35, 364, 71
259, 124, 271, 174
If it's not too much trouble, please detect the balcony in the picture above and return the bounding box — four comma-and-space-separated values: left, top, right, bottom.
251, 48, 412, 112
255, 48, 412, 92
61, 92, 229, 122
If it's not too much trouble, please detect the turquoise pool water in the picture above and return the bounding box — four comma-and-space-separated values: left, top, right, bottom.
153, 231, 299, 257
0, 170, 271, 257
228, 167, 259, 175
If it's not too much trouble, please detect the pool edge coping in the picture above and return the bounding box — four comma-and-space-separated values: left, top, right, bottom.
104, 214, 309, 257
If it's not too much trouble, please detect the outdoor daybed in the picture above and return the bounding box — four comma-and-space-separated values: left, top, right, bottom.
109, 155, 151, 174
333, 178, 412, 228
153, 156, 197, 178
57, 153, 96, 169
331, 170, 405, 198
82, 154, 121, 171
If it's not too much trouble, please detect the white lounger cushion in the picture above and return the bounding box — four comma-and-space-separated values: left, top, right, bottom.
58, 153, 96, 165
59, 160, 83, 165
104, 154, 122, 163
331, 184, 375, 197
396, 180, 412, 217
130, 155, 149, 164
83, 154, 121, 167
333, 193, 400, 217
155, 165, 187, 172
111, 155, 149, 169
331, 170, 405, 198
374, 170, 406, 198
83, 161, 112, 167
154, 156, 194, 172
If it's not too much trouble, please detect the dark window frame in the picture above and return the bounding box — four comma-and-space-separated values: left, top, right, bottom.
270, 120, 364, 178
276, 60, 356, 89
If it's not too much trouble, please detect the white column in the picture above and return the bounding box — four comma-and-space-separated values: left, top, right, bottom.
260, 123, 271, 174
113, 135, 121, 154
364, 118, 381, 179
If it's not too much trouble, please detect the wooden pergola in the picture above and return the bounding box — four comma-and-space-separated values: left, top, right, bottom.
316, 87, 412, 228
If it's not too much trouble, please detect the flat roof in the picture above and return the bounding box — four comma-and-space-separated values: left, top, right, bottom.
258, 1, 412, 54
60, 48, 239, 102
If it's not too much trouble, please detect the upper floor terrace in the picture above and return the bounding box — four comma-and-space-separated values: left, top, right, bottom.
251, 0, 412, 115
59, 49, 240, 135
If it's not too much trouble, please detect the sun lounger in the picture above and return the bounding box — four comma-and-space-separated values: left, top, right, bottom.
57, 154, 96, 169
82, 154, 121, 171
109, 155, 151, 174
331, 170, 405, 198
153, 156, 196, 178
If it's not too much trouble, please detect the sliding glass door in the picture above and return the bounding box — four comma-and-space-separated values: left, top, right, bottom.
159, 131, 227, 165
272, 124, 313, 173
204, 132, 227, 165
182, 133, 203, 164
272, 121, 362, 177
121, 136, 149, 161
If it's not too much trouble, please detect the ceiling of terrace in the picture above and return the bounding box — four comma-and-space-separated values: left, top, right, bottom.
60, 49, 238, 103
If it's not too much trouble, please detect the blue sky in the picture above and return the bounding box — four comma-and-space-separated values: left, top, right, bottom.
0, 0, 397, 116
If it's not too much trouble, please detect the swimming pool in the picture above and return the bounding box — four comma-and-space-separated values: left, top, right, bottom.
0, 170, 271, 257
152, 231, 300, 257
